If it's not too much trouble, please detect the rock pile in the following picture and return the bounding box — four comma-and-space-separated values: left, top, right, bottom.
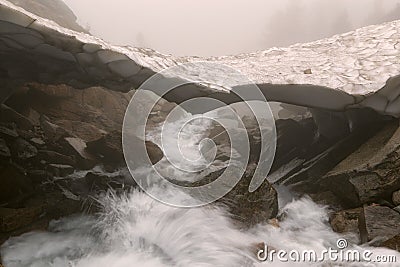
0, 83, 163, 245
270, 111, 400, 250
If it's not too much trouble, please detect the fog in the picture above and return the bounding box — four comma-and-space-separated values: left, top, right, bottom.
62, 0, 400, 56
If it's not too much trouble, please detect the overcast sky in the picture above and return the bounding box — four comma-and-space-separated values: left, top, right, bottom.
62, 0, 400, 56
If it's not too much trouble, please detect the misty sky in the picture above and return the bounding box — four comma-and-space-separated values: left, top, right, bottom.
62, 0, 400, 56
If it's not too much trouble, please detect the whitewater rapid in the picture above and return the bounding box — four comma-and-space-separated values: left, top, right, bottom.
3, 189, 399, 267
1, 109, 399, 267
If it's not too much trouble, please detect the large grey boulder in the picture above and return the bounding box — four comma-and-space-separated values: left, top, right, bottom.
393, 190, 400, 206
321, 120, 400, 207
27, 83, 134, 137
185, 164, 278, 228
363, 205, 400, 244
330, 207, 362, 235
0, 138, 10, 158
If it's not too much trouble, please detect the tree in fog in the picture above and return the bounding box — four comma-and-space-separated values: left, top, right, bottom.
365, 0, 400, 25
264, 1, 307, 47
331, 8, 353, 35
383, 3, 400, 22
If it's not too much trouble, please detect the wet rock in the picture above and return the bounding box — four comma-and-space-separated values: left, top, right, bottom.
0, 125, 18, 139
330, 207, 362, 234
393, 190, 400, 206
63, 137, 96, 169
0, 105, 34, 131
10, 138, 37, 160
382, 234, 400, 252
322, 121, 400, 207
195, 166, 278, 228
47, 164, 74, 177
308, 191, 343, 210
227, 178, 278, 227
86, 131, 123, 164
40, 116, 69, 143
272, 118, 317, 171
26, 170, 52, 184
15, 129, 35, 141
55, 120, 107, 142
363, 205, 400, 245
276, 103, 311, 121
87, 131, 163, 166
64, 171, 132, 198
29, 83, 76, 99
0, 164, 33, 203
0, 139, 11, 158
37, 150, 75, 166
28, 83, 134, 134
83, 172, 126, 191
394, 205, 400, 214
0, 206, 43, 232
23, 189, 82, 222
0, 176, 58, 239
30, 137, 45, 146
311, 109, 351, 140
24, 108, 41, 126
273, 119, 382, 187
0, 189, 82, 244
145, 141, 164, 165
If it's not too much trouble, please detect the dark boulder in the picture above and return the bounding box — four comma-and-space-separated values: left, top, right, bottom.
10, 138, 37, 160
330, 207, 362, 235
393, 190, 400, 206
86, 131, 124, 164
190, 165, 278, 228
26, 170, 52, 184
0, 206, 43, 233
40, 116, 70, 143
37, 150, 76, 166
272, 118, 317, 171
145, 141, 164, 165
0, 164, 33, 204
30, 138, 45, 146
47, 164, 74, 177
0, 125, 18, 139
382, 234, 400, 252
363, 205, 400, 245
0, 139, 11, 158
62, 137, 96, 169
55, 120, 107, 142
0, 105, 34, 131
87, 131, 164, 166
321, 121, 400, 207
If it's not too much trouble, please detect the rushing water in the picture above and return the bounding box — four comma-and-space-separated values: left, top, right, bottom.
1, 109, 399, 267
3, 191, 399, 267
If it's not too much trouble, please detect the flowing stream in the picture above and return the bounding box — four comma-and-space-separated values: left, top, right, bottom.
1, 110, 399, 267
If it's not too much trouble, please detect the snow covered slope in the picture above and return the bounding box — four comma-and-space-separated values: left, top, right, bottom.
0, 0, 399, 116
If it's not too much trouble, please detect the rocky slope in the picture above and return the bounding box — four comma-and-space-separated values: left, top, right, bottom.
0, 82, 281, 244
0, 83, 162, 244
